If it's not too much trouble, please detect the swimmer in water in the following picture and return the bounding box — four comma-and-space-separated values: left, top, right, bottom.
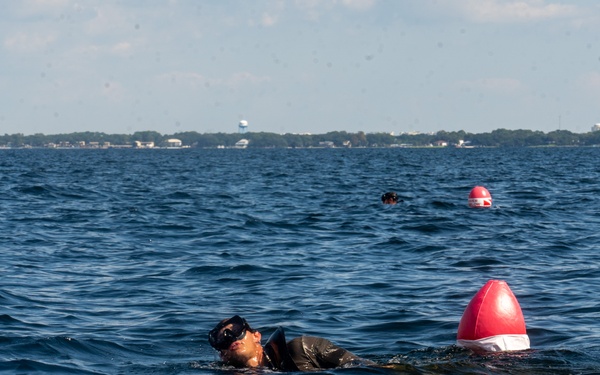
381, 192, 400, 204
208, 315, 373, 371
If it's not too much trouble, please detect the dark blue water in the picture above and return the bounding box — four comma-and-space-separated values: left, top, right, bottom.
1, 147, 599, 374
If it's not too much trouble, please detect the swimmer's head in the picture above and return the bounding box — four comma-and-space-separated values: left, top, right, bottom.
209, 316, 263, 368
381, 192, 399, 205
209, 315, 255, 351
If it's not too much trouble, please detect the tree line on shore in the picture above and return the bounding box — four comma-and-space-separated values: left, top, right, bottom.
1, 128, 599, 148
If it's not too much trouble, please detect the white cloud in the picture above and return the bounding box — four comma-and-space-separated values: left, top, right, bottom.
577, 71, 600, 92
15, 0, 70, 16
85, 5, 135, 36
341, 0, 376, 11
3, 32, 57, 52
157, 72, 206, 88
156, 71, 271, 89
26, 0, 70, 7
458, 77, 525, 93
261, 12, 279, 27
459, 0, 579, 23
292, 0, 375, 20
111, 42, 132, 55
225, 72, 272, 87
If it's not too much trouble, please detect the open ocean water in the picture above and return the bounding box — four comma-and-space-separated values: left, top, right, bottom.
0, 147, 599, 374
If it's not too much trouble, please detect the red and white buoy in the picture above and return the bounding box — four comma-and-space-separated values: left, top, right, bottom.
468, 186, 492, 208
457, 280, 530, 352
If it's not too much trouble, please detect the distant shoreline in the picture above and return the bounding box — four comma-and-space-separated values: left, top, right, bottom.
0, 144, 596, 151
0, 128, 598, 148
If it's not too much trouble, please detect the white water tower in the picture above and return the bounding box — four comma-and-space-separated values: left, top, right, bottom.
238, 120, 248, 134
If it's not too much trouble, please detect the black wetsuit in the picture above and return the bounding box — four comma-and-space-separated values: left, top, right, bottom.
263, 327, 368, 372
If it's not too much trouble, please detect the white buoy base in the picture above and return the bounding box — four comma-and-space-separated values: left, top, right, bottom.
457, 334, 530, 352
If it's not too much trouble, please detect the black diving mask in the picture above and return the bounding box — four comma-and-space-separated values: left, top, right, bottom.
208, 315, 250, 351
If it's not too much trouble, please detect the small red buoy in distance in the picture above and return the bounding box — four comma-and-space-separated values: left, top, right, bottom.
468, 186, 492, 208
457, 280, 530, 352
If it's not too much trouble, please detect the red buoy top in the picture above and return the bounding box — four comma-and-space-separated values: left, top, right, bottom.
468, 186, 492, 208
469, 186, 490, 199
457, 280, 527, 340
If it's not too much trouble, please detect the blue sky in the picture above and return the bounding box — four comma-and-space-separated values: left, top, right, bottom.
2, 0, 600, 136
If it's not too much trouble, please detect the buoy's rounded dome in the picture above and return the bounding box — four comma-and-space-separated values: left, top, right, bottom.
468, 186, 492, 208
457, 280, 530, 352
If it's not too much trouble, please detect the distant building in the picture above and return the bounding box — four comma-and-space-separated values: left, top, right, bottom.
235, 139, 249, 148
165, 138, 182, 147
592, 124, 600, 132
134, 141, 154, 148
455, 140, 473, 148
434, 140, 448, 147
